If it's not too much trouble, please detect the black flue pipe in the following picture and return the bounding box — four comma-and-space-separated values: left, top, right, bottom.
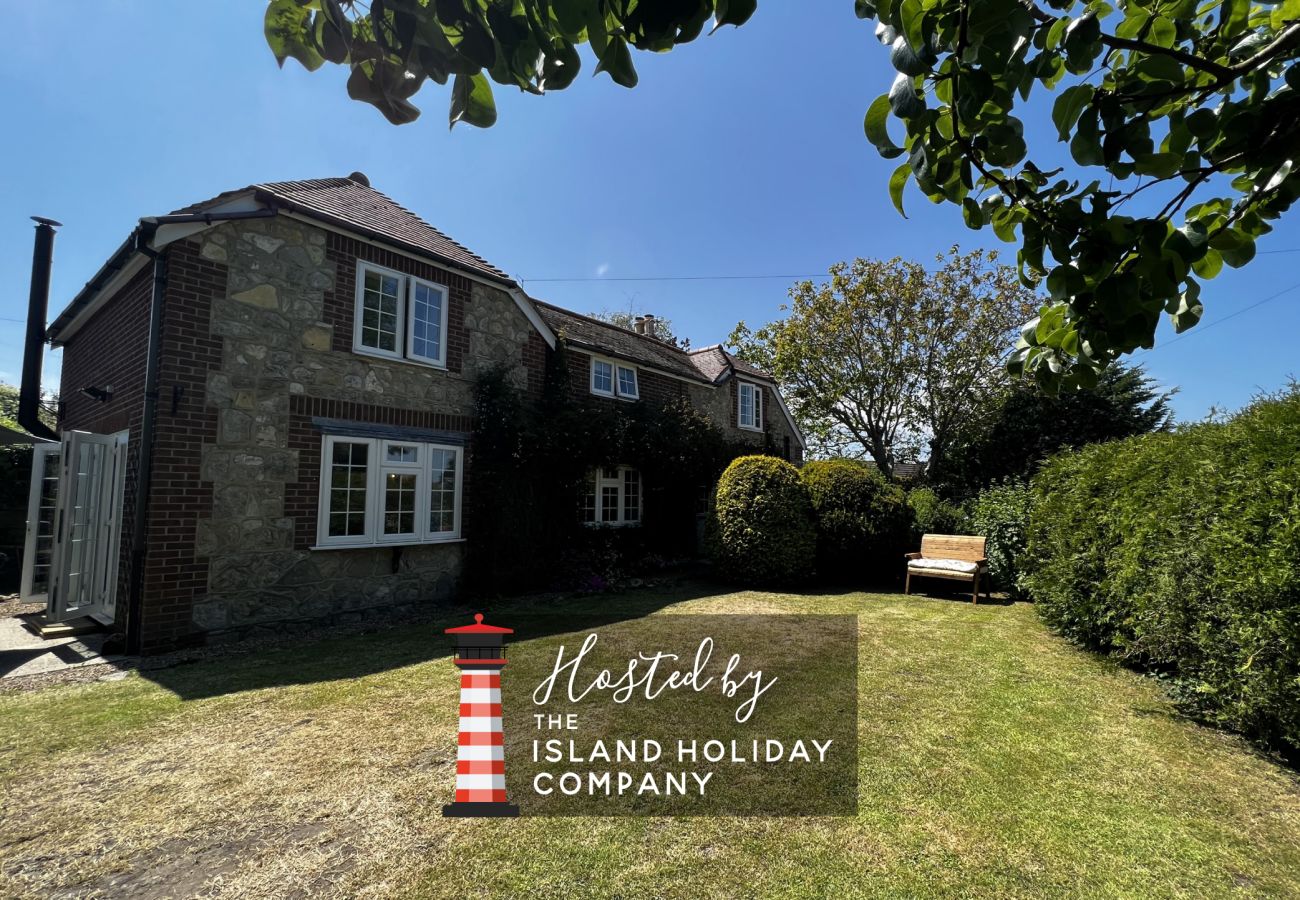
20, 217, 61, 442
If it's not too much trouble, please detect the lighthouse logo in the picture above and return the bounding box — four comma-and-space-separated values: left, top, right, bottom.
443, 613, 520, 818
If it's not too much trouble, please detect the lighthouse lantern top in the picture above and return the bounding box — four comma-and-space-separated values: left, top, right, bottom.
446, 612, 513, 635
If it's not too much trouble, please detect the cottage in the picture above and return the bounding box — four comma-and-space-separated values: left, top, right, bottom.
19, 175, 804, 653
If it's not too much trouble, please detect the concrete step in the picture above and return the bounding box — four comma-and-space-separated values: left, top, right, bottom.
18, 613, 104, 639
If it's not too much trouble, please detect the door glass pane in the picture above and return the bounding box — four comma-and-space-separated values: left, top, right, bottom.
61, 442, 106, 614
360, 268, 401, 353
429, 449, 458, 534
30, 449, 61, 596
579, 471, 597, 523
410, 281, 444, 362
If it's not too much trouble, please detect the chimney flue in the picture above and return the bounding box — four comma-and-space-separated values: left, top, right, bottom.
642, 314, 656, 339
20, 217, 61, 442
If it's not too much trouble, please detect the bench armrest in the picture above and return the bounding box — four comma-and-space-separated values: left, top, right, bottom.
904, 552, 922, 560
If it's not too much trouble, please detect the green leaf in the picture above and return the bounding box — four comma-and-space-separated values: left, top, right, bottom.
962, 196, 985, 229
889, 162, 911, 217
265, 0, 325, 71
1052, 85, 1094, 141
864, 94, 905, 159
594, 35, 638, 88
450, 73, 498, 128
888, 72, 925, 119
714, 0, 759, 30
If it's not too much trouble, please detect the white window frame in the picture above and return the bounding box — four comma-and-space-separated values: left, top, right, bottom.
738, 380, 763, 431
352, 261, 450, 369
316, 434, 463, 549
589, 355, 639, 401
580, 466, 642, 527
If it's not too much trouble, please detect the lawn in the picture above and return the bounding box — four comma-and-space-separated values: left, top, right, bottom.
2, 585, 1299, 898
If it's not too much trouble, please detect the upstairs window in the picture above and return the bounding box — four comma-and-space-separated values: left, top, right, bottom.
589, 356, 639, 400
354, 261, 449, 368
317, 435, 462, 548
579, 466, 642, 526
738, 381, 763, 431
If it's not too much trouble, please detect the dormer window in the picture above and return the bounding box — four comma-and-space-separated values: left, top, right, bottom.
738, 381, 762, 431
353, 261, 448, 368
590, 356, 639, 400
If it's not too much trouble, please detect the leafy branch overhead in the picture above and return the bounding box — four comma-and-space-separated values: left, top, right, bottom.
859, 0, 1300, 390
263, 0, 756, 128
264, 0, 1300, 391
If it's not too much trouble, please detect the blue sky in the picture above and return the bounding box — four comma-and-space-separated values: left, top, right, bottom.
1, 2, 1296, 421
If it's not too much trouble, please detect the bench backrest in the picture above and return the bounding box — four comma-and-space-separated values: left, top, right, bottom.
919, 533, 986, 561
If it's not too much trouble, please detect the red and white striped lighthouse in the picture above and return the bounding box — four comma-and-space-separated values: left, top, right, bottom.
443, 613, 519, 818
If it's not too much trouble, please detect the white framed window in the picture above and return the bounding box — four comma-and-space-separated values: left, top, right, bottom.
317, 434, 462, 548
589, 356, 639, 400
738, 381, 763, 431
353, 262, 449, 368
579, 466, 642, 526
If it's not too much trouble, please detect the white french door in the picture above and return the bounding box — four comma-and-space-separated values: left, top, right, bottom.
22, 430, 129, 624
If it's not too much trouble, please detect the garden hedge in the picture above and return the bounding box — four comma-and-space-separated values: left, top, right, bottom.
969, 480, 1032, 599
800, 458, 911, 582
711, 455, 815, 586
906, 486, 969, 542
1022, 388, 1300, 750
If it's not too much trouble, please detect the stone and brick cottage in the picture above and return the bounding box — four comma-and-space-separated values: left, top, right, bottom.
22, 175, 803, 652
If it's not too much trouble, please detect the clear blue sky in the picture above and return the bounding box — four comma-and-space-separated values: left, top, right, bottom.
1, 2, 1296, 422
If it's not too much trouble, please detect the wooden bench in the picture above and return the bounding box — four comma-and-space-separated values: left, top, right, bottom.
905, 534, 990, 604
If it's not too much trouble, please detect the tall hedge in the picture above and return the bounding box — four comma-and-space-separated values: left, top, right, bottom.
711, 455, 815, 586
906, 486, 969, 542
1022, 388, 1300, 750
969, 480, 1032, 599
800, 458, 911, 582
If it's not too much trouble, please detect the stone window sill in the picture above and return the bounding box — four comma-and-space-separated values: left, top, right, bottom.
310, 538, 468, 551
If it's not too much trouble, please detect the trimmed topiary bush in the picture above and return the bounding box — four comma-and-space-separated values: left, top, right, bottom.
800, 458, 912, 583
1022, 387, 1300, 751
711, 455, 815, 586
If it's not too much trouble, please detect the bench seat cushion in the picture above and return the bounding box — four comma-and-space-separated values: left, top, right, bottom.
908, 557, 979, 575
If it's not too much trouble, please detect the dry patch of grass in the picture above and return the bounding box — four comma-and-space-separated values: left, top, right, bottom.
1, 585, 1298, 898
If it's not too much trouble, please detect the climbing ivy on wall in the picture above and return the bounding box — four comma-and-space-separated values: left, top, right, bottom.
466, 340, 764, 595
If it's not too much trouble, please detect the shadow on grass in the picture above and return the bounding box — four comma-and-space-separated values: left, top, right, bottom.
138, 581, 726, 701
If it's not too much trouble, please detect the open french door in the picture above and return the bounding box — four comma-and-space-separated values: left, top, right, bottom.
22, 430, 129, 624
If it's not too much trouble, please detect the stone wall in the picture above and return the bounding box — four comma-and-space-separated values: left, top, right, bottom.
150, 215, 542, 644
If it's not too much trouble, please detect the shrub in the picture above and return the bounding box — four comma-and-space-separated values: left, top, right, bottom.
800, 458, 911, 582
969, 480, 1032, 599
711, 455, 815, 586
1022, 387, 1300, 751
906, 486, 969, 541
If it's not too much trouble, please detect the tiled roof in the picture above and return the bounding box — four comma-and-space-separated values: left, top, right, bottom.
532, 302, 716, 383
176, 176, 512, 282
686, 345, 730, 382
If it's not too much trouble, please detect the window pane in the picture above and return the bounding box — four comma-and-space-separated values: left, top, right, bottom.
383, 471, 418, 535
386, 444, 418, 464
624, 469, 640, 522
740, 385, 757, 427
411, 282, 444, 362
360, 267, 402, 353
579, 471, 597, 523
429, 449, 458, 534
617, 366, 638, 397
601, 486, 620, 522
592, 360, 613, 393
327, 441, 369, 538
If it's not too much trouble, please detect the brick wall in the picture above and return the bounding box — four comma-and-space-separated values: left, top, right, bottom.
138, 239, 226, 650
564, 349, 687, 407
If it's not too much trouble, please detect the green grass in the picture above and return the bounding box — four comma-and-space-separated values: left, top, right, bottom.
1, 586, 1298, 898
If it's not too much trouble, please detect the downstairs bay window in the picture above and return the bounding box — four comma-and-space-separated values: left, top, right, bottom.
317, 435, 462, 548
580, 466, 641, 526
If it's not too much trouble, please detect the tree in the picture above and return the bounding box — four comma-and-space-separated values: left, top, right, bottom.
588, 309, 686, 347
262, 1, 1299, 387
0, 383, 57, 432
728, 247, 1039, 479
930, 362, 1175, 497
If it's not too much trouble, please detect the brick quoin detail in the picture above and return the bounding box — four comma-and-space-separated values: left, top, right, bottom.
321, 232, 473, 372
285, 394, 476, 550
139, 239, 227, 651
